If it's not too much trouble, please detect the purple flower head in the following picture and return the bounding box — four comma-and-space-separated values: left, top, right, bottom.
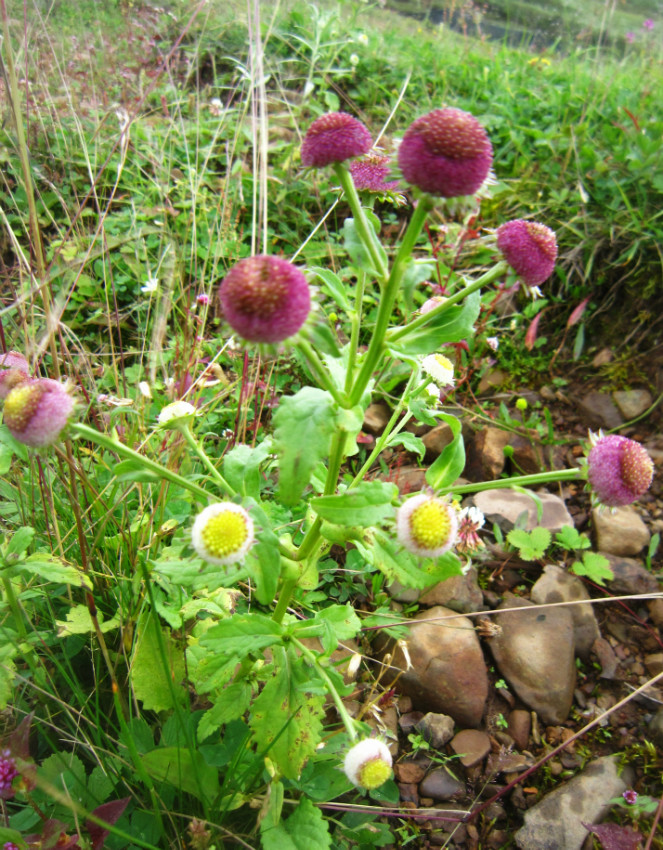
219, 255, 311, 344
397, 107, 493, 198
496, 219, 558, 286
587, 434, 654, 508
625, 31, 635, 42
350, 153, 399, 192
0, 751, 18, 799
196, 292, 210, 306
3, 378, 75, 448
301, 112, 372, 168
3, 843, 20, 850
0, 350, 30, 400
643, 18, 654, 30
622, 789, 638, 805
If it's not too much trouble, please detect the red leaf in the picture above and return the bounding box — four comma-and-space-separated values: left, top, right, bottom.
582, 822, 643, 850
524, 311, 545, 350
567, 297, 590, 328
86, 797, 131, 850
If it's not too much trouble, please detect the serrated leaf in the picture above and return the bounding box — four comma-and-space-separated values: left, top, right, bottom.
555, 525, 589, 551
40, 752, 87, 803
355, 529, 462, 589
311, 481, 397, 527
387, 291, 481, 357
272, 388, 337, 505
507, 527, 551, 561
56, 605, 121, 636
198, 681, 253, 742
141, 747, 219, 804
571, 552, 614, 586
18, 554, 93, 590
261, 796, 331, 850
250, 647, 324, 780
130, 611, 187, 712
223, 441, 272, 499
425, 413, 465, 490
308, 604, 362, 643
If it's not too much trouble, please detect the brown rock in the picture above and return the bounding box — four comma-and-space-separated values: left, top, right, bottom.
450, 729, 491, 767
592, 637, 619, 679
422, 423, 454, 459
419, 567, 484, 613
419, 767, 465, 800
613, 389, 653, 420
395, 761, 427, 784
531, 565, 600, 659
466, 427, 510, 479
508, 434, 545, 475
577, 391, 624, 430
593, 507, 650, 556
477, 369, 508, 394
363, 401, 391, 434
645, 653, 663, 676
648, 598, 663, 627
507, 709, 531, 751
605, 555, 659, 595
380, 605, 489, 727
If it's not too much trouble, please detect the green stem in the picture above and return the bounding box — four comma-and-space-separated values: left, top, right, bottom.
333, 164, 388, 282
348, 195, 434, 407
292, 637, 358, 741
344, 270, 366, 395
388, 260, 508, 343
70, 422, 211, 503
178, 424, 234, 496
439, 467, 582, 496
296, 339, 346, 406
271, 576, 298, 625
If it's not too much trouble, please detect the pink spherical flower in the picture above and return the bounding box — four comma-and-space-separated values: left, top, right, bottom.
301, 112, 372, 168
496, 220, 558, 287
219, 255, 311, 344
0, 351, 30, 400
397, 107, 493, 198
587, 433, 654, 508
350, 153, 399, 192
3, 378, 75, 447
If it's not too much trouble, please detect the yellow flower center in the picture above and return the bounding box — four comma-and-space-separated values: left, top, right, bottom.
358, 757, 392, 790
4, 382, 44, 431
433, 354, 453, 371
410, 500, 453, 550
202, 510, 248, 559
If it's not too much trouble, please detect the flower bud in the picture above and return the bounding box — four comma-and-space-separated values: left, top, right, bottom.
301, 112, 372, 168
158, 400, 196, 428
349, 153, 399, 192
0, 351, 30, 400
3, 379, 75, 447
219, 256, 311, 344
398, 107, 493, 197
343, 738, 392, 790
587, 433, 654, 508
396, 493, 458, 558
496, 220, 558, 287
191, 503, 255, 566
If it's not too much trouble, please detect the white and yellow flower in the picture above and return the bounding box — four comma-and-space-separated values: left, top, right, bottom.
191, 503, 254, 566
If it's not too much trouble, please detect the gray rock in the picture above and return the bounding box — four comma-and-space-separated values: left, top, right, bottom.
419, 766, 465, 800
648, 707, 663, 749
604, 554, 659, 595
449, 729, 491, 768
473, 488, 573, 534
487, 596, 576, 724
414, 712, 455, 749
419, 567, 484, 613
514, 756, 632, 850
531, 565, 600, 659
593, 506, 650, 556
577, 391, 624, 430
380, 605, 489, 727
612, 389, 653, 420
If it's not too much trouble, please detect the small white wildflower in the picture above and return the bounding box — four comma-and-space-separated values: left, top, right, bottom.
423, 382, 441, 403
343, 738, 392, 790
486, 336, 499, 351
158, 400, 196, 428
191, 503, 254, 566
396, 493, 458, 559
141, 276, 159, 294
356, 33, 369, 45
349, 53, 359, 66
138, 381, 152, 399
422, 353, 455, 388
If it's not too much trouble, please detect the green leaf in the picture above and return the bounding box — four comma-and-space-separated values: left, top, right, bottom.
387, 291, 481, 357
555, 525, 590, 551
40, 752, 87, 803
198, 680, 253, 742
401, 261, 435, 312
425, 413, 465, 490
250, 646, 324, 780
571, 552, 614, 586
342, 213, 387, 277
18, 554, 93, 590
506, 527, 551, 561
223, 441, 272, 499
311, 481, 397, 527
141, 747, 219, 804
386, 431, 425, 461
355, 529, 462, 589
291, 604, 362, 654
56, 604, 121, 636
273, 388, 337, 505
0, 424, 28, 474
245, 501, 282, 605
5, 526, 35, 558
130, 611, 187, 712
113, 459, 163, 484
310, 266, 351, 312
261, 796, 331, 850
307, 322, 342, 358
0, 642, 17, 710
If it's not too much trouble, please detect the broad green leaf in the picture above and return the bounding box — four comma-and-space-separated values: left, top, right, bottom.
571, 552, 613, 586
130, 612, 187, 712
5, 526, 35, 558
311, 481, 397, 527
307, 322, 342, 358
555, 525, 590, 551
141, 747, 219, 804
40, 752, 87, 802
198, 680, 253, 742
113, 459, 163, 484
355, 529, 462, 589
245, 501, 282, 605
56, 604, 121, 636
260, 780, 284, 833
387, 291, 481, 357
314, 604, 362, 642
18, 554, 93, 590
261, 796, 331, 850
223, 441, 272, 499
507, 527, 551, 561
386, 431, 425, 461
310, 266, 351, 312
342, 212, 387, 278
250, 646, 324, 780
425, 413, 465, 490
0, 828, 25, 847
272, 388, 337, 505
401, 261, 435, 312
